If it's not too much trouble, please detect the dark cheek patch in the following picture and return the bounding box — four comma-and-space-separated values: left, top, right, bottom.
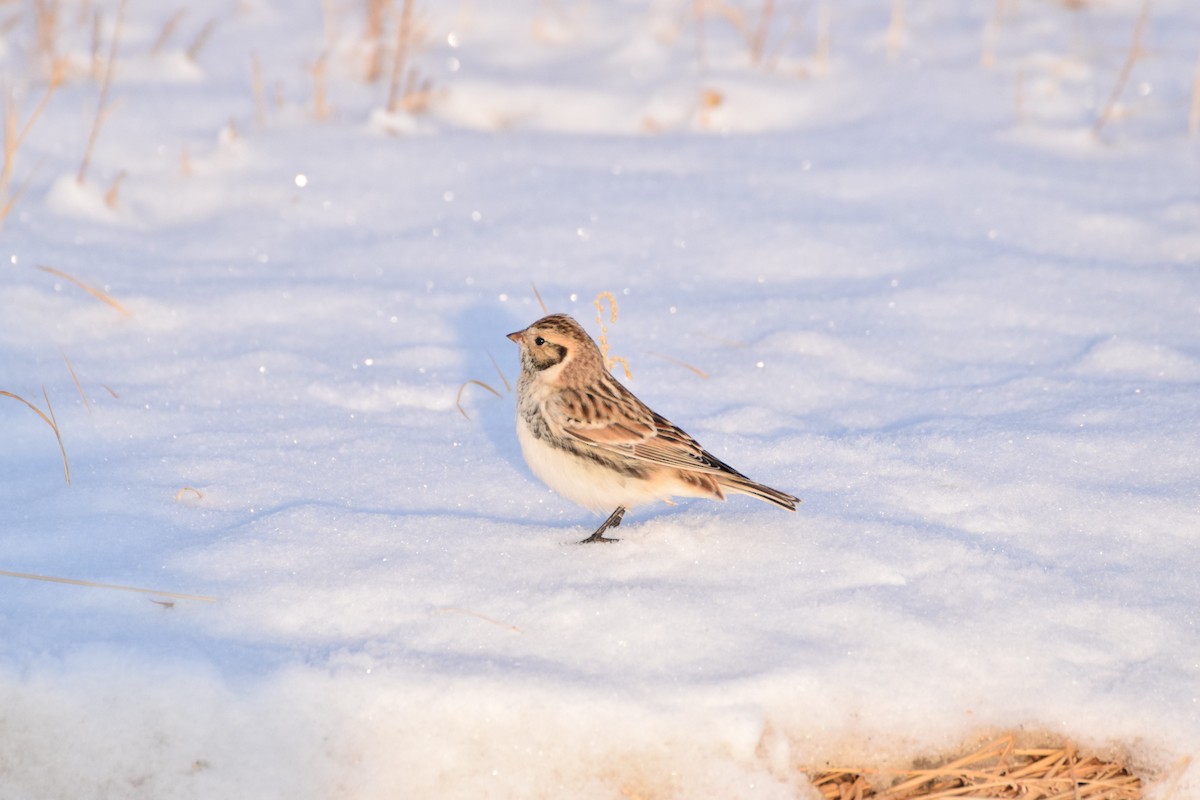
531, 343, 567, 371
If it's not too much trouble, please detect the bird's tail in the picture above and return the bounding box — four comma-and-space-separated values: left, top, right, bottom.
719, 475, 799, 511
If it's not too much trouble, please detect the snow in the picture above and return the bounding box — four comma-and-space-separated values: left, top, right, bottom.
2, 0, 1199, 797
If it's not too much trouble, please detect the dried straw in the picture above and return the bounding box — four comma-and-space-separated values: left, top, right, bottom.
37, 264, 130, 316
808, 735, 1141, 800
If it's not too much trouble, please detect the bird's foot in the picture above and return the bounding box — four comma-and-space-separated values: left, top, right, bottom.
578, 506, 625, 544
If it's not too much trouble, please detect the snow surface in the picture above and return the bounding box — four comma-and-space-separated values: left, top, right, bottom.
2, 1, 1199, 797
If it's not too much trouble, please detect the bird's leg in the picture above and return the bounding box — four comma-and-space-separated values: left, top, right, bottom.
578, 506, 625, 544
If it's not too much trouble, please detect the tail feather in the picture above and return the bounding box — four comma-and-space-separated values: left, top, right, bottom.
719, 475, 799, 511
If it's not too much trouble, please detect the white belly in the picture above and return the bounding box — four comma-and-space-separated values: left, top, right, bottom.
516, 419, 668, 514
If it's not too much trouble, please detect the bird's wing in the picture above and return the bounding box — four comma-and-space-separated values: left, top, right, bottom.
552, 383, 748, 478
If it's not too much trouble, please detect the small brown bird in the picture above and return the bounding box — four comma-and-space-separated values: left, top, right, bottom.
507, 313, 798, 543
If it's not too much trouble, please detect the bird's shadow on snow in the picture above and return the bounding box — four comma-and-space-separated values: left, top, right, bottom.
452, 301, 528, 470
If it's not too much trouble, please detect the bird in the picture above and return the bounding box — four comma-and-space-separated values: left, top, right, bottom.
507, 313, 799, 543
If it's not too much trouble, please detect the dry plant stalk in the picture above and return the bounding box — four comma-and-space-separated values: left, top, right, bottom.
103, 169, 125, 209
594, 291, 632, 380
1, 61, 66, 225
693, 0, 708, 69
0, 568, 217, 603
488, 351, 512, 392
1094, 0, 1152, 134
814, 3, 831, 73
436, 606, 521, 633
808, 734, 1141, 800
1014, 67, 1025, 122
455, 353, 511, 419
699, 87, 723, 129
151, 8, 188, 55
386, 0, 429, 113
0, 388, 71, 485
749, 0, 775, 64
981, 12, 997, 69
648, 351, 709, 379
531, 281, 549, 314
363, 0, 392, 82
186, 19, 217, 61
33, 0, 60, 65
320, 0, 339, 49
1189, 52, 1200, 136
311, 54, 331, 120
885, 0, 906, 59
78, 0, 126, 186
174, 486, 204, 502
89, 7, 103, 81
60, 349, 92, 413
37, 264, 131, 316
250, 54, 266, 126
455, 379, 501, 420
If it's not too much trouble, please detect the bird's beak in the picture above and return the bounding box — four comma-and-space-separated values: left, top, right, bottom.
506, 330, 523, 344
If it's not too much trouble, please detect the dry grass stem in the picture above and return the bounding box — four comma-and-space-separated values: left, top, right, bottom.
311, 54, 331, 119
1, 61, 65, 225
34, 0, 59, 64
808, 735, 1141, 799
1014, 67, 1025, 122
1094, 0, 1152, 134
60, 349, 92, 413
455, 379, 501, 420
487, 351, 512, 393
89, 7, 103, 80
0, 388, 71, 485
320, 0, 339, 49
981, 12, 997, 69
78, 0, 126, 186
1189, 52, 1200, 136
594, 291, 633, 380
386, 0, 421, 113
151, 9, 188, 55
647, 351, 709, 379
0, 568, 217, 603
251, 54, 266, 126
363, 0, 391, 82
885, 0, 906, 59
103, 169, 125, 209
749, 0, 774, 64
37, 264, 131, 316
174, 486, 205, 502
814, 3, 831, 73
436, 607, 521, 633
186, 19, 217, 61
693, 0, 708, 69
531, 281, 549, 314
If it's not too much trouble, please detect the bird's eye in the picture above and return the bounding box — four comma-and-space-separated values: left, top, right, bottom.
534, 336, 546, 346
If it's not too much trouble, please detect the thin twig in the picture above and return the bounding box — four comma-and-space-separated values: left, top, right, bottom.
0, 568, 217, 603
78, 0, 126, 186
36, 265, 130, 316
487, 351, 512, 393
531, 281, 549, 314
0, 389, 70, 485
455, 379, 501, 419
386, 0, 415, 112
60, 349, 92, 414
1094, 0, 1152, 134
1188, 52, 1200, 136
